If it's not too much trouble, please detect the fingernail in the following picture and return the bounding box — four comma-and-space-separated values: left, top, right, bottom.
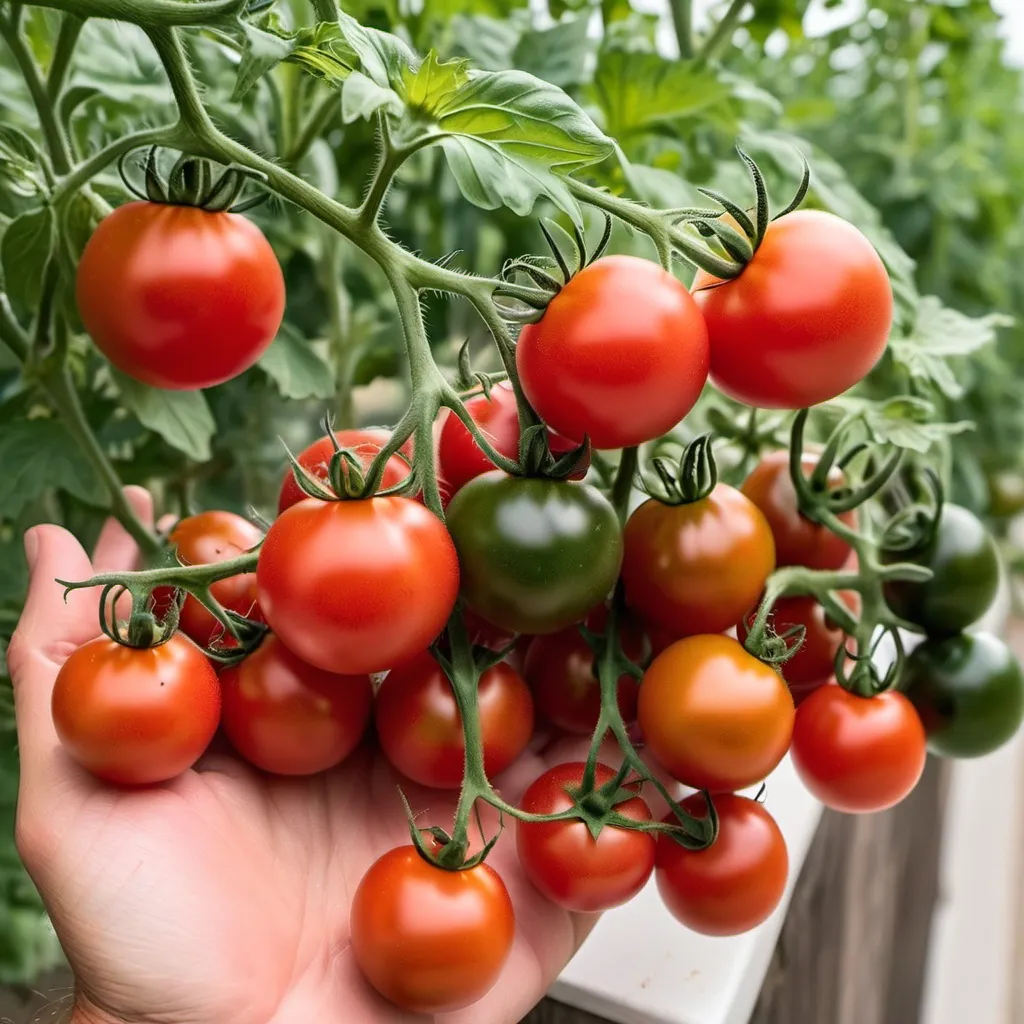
23, 528, 39, 572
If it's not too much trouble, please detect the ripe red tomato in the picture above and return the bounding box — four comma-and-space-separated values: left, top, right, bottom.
638, 634, 794, 791
278, 428, 413, 513
741, 451, 856, 570
516, 256, 709, 449
791, 685, 926, 813
374, 652, 533, 788
516, 762, 656, 912
164, 511, 263, 647
51, 633, 220, 785
622, 485, 775, 637
438, 382, 589, 496
350, 845, 514, 1013
692, 210, 893, 408
656, 794, 789, 936
256, 497, 459, 674
738, 592, 859, 687
219, 634, 372, 775
76, 202, 285, 389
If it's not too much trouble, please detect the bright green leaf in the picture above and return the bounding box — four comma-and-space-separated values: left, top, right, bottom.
258, 329, 334, 400
338, 12, 415, 91
403, 51, 469, 111
837, 396, 974, 454
1, 206, 53, 316
287, 22, 358, 85
112, 371, 215, 462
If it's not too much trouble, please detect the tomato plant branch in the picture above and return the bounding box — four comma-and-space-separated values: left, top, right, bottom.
46, 12, 83, 101
0, 295, 30, 362
61, 549, 259, 596
697, 0, 750, 64
669, 0, 695, 60
27, 0, 246, 25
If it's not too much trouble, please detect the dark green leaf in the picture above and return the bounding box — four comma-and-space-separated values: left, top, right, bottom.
0, 125, 40, 164
234, 22, 296, 101
0, 206, 53, 315
513, 16, 592, 88
112, 371, 215, 462
449, 14, 518, 70
258, 329, 334, 400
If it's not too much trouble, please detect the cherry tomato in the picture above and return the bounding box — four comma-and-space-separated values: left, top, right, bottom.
692, 210, 892, 409
622, 485, 775, 637
76, 202, 284, 389
638, 634, 794, 791
438, 382, 589, 497
163, 511, 263, 647
51, 633, 220, 785
656, 794, 789, 936
350, 845, 514, 1013
516, 256, 709, 449
256, 497, 459, 674
516, 762, 656, 912
790, 685, 926, 813
277, 428, 413, 513
741, 451, 856, 570
219, 634, 372, 775
446, 473, 623, 634
738, 592, 859, 687
374, 652, 533, 788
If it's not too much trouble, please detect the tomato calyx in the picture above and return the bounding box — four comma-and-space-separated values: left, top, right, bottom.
564, 761, 651, 842
640, 434, 717, 506
879, 466, 943, 555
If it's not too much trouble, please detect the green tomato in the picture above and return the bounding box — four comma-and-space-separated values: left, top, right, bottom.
882, 504, 999, 636
901, 632, 1024, 758
445, 472, 623, 635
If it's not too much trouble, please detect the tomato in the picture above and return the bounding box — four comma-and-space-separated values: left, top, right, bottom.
791, 685, 926, 813
901, 633, 1024, 758
350, 845, 514, 1013
163, 511, 263, 647
277, 428, 413, 513
51, 633, 219, 785
637, 634, 794, 791
515, 256, 709, 449
622, 486, 775, 637
656, 794, 788, 936
375, 652, 533, 788
516, 762, 656, 912
738, 592, 859, 687
692, 210, 893, 409
438, 382, 589, 496
256, 497, 458, 674
882, 503, 999, 636
523, 615, 641, 734
741, 451, 856, 570
446, 473, 623, 635
219, 634, 372, 775
76, 202, 284, 390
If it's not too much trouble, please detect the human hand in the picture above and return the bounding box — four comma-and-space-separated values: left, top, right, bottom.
10, 490, 598, 1024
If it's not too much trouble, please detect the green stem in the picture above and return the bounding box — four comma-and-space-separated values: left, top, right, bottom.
285, 89, 339, 167
319, 232, 355, 426
669, 0, 694, 59
358, 130, 438, 228
612, 447, 638, 524
697, 0, 750, 64
28, 0, 244, 25
46, 13, 84, 102
0, 296, 29, 362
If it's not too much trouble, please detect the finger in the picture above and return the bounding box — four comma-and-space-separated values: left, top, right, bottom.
92, 486, 154, 573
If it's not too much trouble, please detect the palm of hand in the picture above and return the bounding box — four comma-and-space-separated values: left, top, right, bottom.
10, 493, 592, 1024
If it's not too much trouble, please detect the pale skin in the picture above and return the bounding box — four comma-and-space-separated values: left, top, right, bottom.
8, 488, 604, 1024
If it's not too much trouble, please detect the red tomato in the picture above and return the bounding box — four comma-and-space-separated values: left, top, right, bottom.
638, 634, 794, 791
256, 497, 459, 675
791, 685, 926, 813
374, 652, 533, 788
656, 794, 789, 936
278, 428, 413, 513
164, 511, 263, 647
51, 633, 220, 785
76, 202, 284, 389
693, 210, 893, 408
350, 845, 514, 1012
622, 485, 775, 637
516, 256, 709, 449
516, 762, 656, 912
219, 634, 372, 775
738, 592, 859, 687
741, 451, 856, 570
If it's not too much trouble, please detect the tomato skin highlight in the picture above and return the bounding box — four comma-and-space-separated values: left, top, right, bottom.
656, 794, 789, 937
375, 652, 534, 788
516, 255, 709, 449
741, 451, 856, 570
219, 634, 372, 775
446, 473, 623, 635
882, 504, 999, 636
638, 634, 794, 791
693, 210, 893, 409
791, 685, 926, 813
902, 632, 1024, 758
76, 202, 285, 390
256, 497, 459, 674
622, 485, 775, 637
51, 633, 220, 785
516, 762, 656, 912
350, 846, 514, 1013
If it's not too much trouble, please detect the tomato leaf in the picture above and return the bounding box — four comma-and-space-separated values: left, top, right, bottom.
833, 396, 974, 454
287, 22, 359, 86
258, 328, 334, 400
449, 14, 518, 71
342, 72, 403, 124
0, 206, 53, 317
111, 371, 215, 462
512, 15, 592, 88
338, 12, 416, 90
234, 22, 297, 101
